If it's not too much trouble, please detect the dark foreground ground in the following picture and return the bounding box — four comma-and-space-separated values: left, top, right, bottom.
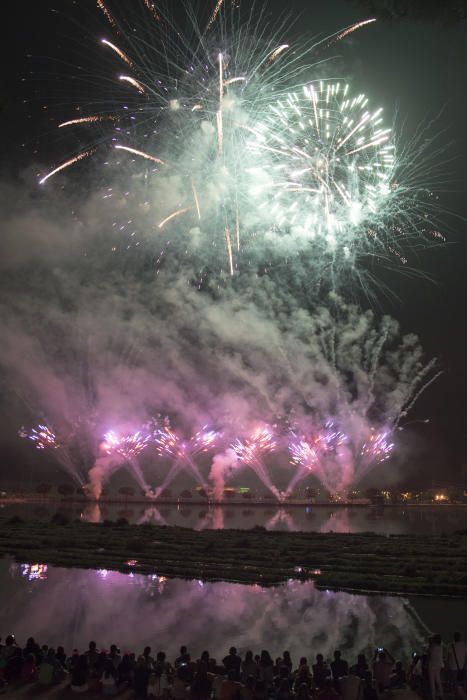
1, 516, 466, 596
2, 677, 424, 700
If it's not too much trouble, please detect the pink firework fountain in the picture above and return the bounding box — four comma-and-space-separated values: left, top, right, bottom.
287, 420, 348, 497
287, 420, 394, 497
19, 423, 84, 485
231, 426, 280, 500
82, 428, 151, 499
152, 425, 220, 497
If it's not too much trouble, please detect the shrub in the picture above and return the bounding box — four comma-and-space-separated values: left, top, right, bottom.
51, 512, 70, 526
7, 515, 24, 525
126, 538, 147, 553
116, 517, 129, 527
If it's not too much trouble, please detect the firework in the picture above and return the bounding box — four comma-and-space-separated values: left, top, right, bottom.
19, 422, 87, 486
152, 425, 219, 495
39, 149, 95, 185
153, 425, 220, 459
231, 426, 277, 464
360, 428, 394, 463
101, 39, 134, 68
20, 563, 48, 581
21, 424, 58, 450
59, 116, 116, 128
96, 0, 117, 28
102, 430, 150, 458
114, 145, 165, 165
287, 421, 393, 496
328, 18, 377, 47
231, 427, 280, 499
118, 75, 146, 94
35, 0, 416, 284
143, 0, 161, 21
246, 82, 394, 261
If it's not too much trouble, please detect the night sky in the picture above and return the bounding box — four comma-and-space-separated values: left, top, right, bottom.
1, 0, 466, 487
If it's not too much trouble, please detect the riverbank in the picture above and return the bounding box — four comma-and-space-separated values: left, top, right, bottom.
2, 495, 467, 507
1, 516, 466, 596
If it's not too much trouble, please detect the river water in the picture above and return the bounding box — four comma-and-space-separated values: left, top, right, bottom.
1, 505, 465, 656
1, 501, 466, 533
0, 558, 430, 661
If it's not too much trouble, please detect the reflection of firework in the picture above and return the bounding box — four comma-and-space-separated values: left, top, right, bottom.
20, 424, 58, 450
102, 430, 150, 459
21, 563, 48, 581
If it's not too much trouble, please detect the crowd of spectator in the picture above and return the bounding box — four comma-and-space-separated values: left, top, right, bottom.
0, 632, 466, 699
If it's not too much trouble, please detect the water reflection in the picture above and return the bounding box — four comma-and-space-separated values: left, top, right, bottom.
2, 501, 466, 534
20, 563, 48, 581
1, 558, 425, 661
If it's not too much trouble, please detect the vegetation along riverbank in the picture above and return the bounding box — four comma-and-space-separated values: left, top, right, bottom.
1, 516, 466, 596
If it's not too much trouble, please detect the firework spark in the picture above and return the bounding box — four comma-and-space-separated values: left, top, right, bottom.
114, 144, 165, 165
231, 427, 279, 499
152, 426, 219, 494
207, 0, 224, 30
101, 39, 133, 68
268, 44, 289, 63
329, 18, 377, 47
39, 149, 95, 185
143, 0, 161, 21
102, 430, 150, 459
158, 207, 192, 229
360, 428, 394, 463
96, 0, 117, 28
21, 424, 58, 450
59, 116, 113, 128
119, 75, 146, 94
246, 81, 395, 260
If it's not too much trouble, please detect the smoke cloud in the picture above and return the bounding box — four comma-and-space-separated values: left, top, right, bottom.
0, 173, 438, 498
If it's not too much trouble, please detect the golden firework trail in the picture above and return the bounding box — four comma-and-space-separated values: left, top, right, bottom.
96, 0, 116, 28
119, 75, 146, 94
101, 39, 133, 68
331, 18, 376, 45
58, 115, 116, 128
114, 145, 165, 165
268, 44, 289, 63
158, 207, 192, 229
143, 0, 161, 21
39, 149, 96, 185
223, 77, 246, 86
206, 0, 224, 30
